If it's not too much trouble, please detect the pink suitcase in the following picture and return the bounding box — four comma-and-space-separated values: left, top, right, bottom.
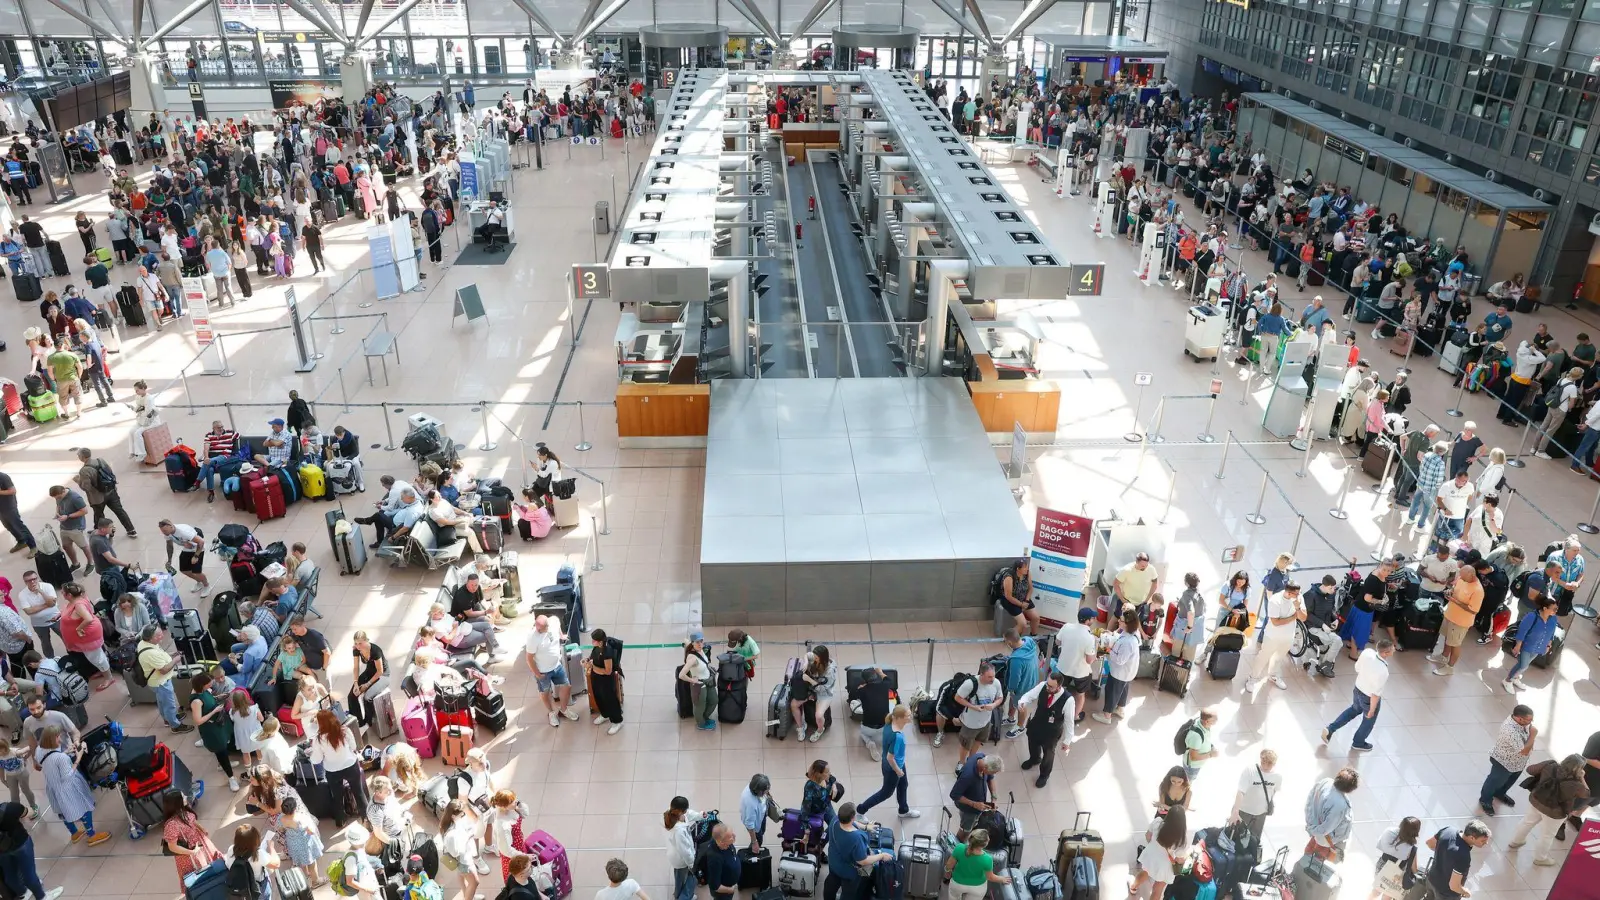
520, 829, 573, 899
401, 696, 438, 758
142, 421, 175, 465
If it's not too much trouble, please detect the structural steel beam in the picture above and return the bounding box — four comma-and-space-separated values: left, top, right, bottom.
508, 0, 567, 46
141, 0, 218, 47
786, 0, 839, 40
727, 0, 781, 44
44, 0, 121, 41
961, 0, 994, 45
281, 0, 346, 43
352, 0, 378, 40
569, 0, 608, 46
926, 0, 983, 47
305, 0, 351, 43
1001, 0, 1059, 44
357, 0, 427, 46
570, 0, 632, 47
88, 0, 129, 42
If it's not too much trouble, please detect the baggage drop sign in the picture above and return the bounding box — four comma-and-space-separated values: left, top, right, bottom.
1030, 508, 1093, 628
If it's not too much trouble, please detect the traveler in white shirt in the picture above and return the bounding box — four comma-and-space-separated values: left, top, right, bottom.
1433, 471, 1477, 545
16, 571, 60, 656
1244, 582, 1306, 693
1052, 607, 1099, 722
524, 615, 579, 728
1417, 545, 1460, 599
1322, 638, 1395, 751
1534, 366, 1585, 459
1228, 749, 1283, 841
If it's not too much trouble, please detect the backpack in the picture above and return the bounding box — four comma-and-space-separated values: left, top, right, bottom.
1543, 379, 1571, 411
90, 459, 117, 490
989, 565, 1017, 605
1173, 717, 1202, 756
938, 673, 973, 719
40, 659, 90, 705
327, 854, 360, 897
227, 856, 263, 900
690, 810, 721, 885
129, 647, 160, 688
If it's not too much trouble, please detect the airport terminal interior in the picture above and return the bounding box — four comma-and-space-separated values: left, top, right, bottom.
1, 1, 1600, 899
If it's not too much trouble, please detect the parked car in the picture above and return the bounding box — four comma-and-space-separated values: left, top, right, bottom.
809, 43, 876, 65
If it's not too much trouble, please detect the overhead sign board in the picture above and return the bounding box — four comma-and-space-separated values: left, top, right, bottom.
1068, 262, 1105, 296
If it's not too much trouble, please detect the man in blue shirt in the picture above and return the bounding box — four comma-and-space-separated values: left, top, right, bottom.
1483, 305, 1513, 344
1426, 821, 1491, 900
203, 237, 236, 305
824, 803, 891, 900
949, 752, 1003, 840
702, 824, 740, 899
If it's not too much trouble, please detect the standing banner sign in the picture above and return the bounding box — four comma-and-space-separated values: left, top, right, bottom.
367, 224, 400, 299
183, 276, 226, 375
388, 216, 419, 291
459, 151, 478, 201
1029, 508, 1093, 627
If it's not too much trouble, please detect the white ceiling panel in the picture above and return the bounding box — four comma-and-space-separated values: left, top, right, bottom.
467, 0, 535, 32
835, 0, 907, 26
1033, 2, 1089, 35
23, 0, 111, 37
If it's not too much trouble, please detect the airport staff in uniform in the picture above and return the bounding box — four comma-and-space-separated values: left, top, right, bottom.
1014, 671, 1072, 788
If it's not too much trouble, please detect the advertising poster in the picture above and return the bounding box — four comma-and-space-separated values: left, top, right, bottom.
1029, 508, 1093, 627
459, 152, 478, 200
268, 77, 340, 111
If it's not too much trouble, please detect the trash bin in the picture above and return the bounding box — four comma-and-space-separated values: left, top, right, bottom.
594, 201, 610, 235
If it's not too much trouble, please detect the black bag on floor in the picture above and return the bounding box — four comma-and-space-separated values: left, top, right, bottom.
676, 678, 694, 719
118, 285, 146, 326
12, 273, 40, 302
739, 847, 773, 890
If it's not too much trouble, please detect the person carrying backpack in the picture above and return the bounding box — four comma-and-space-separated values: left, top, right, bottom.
223, 823, 279, 900
328, 824, 381, 899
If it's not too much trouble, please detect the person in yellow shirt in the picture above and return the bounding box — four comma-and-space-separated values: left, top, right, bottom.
1431, 567, 1482, 676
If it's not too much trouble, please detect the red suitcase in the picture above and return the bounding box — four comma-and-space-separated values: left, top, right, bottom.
233, 471, 259, 513
252, 474, 286, 521
434, 707, 472, 731
1, 382, 19, 417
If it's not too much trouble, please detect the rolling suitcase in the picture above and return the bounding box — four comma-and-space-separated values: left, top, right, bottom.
122, 665, 159, 704
1362, 441, 1391, 479
46, 240, 68, 277
520, 830, 573, 899
252, 474, 286, 521
118, 285, 145, 326
1054, 812, 1104, 878
1157, 655, 1191, 697
676, 679, 694, 719
553, 495, 579, 528
298, 463, 327, 500
370, 690, 399, 739
739, 847, 774, 890
94, 246, 113, 265
142, 421, 175, 465
564, 647, 587, 701
440, 724, 473, 766
1209, 649, 1240, 679
401, 697, 439, 758
472, 516, 503, 553
777, 852, 820, 897
989, 869, 1023, 900
1290, 853, 1341, 900
184, 858, 229, 900
12, 273, 40, 302
326, 507, 367, 575
898, 835, 944, 899
1439, 340, 1466, 376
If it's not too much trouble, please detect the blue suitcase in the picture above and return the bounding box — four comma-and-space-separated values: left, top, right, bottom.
184, 858, 228, 900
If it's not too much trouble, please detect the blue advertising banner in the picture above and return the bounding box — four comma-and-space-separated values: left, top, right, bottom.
460, 156, 478, 200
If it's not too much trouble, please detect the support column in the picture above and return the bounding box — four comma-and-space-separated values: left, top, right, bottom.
128, 55, 170, 131
712, 260, 749, 378
340, 53, 373, 105
979, 51, 1009, 102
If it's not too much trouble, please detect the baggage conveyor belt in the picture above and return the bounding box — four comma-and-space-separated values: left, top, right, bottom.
748, 141, 809, 378
807, 150, 902, 378
779, 144, 851, 378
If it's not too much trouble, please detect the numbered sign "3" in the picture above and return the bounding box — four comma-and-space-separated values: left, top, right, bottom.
572, 263, 611, 300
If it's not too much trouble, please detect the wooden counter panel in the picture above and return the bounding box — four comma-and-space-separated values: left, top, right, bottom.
616, 384, 711, 437
968, 380, 1061, 433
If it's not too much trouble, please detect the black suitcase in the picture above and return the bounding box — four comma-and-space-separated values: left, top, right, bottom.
1516, 294, 1538, 314
739, 847, 773, 890
474, 707, 508, 732
1399, 601, 1444, 650
12, 273, 39, 302
676, 678, 694, 719
1208, 649, 1240, 679
472, 689, 505, 716
290, 761, 340, 820
46, 240, 68, 277
118, 285, 146, 326
1158, 656, 1191, 697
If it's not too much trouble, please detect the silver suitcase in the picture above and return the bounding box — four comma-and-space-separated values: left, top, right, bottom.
122, 667, 158, 705
1438, 340, 1465, 376
1291, 854, 1341, 900
900, 834, 946, 899
334, 521, 367, 576
777, 852, 819, 897
989, 868, 1024, 900
566, 646, 588, 700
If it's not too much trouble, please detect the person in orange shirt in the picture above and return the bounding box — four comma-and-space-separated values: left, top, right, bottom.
1297, 240, 1316, 292
1431, 565, 1482, 676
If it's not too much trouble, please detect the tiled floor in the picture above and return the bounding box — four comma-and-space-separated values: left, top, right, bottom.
0, 131, 1588, 900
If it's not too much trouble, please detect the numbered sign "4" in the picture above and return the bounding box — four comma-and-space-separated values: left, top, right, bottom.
572, 263, 611, 299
